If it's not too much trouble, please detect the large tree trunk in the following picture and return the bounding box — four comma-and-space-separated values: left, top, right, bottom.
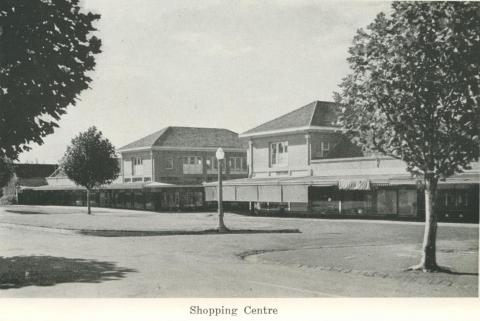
87, 188, 91, 215
409, 174, 439, 272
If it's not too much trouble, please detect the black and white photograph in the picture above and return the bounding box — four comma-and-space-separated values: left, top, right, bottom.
0, 0, 479, 319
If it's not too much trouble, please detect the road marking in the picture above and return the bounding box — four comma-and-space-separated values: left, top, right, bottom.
248, 280, 342, 297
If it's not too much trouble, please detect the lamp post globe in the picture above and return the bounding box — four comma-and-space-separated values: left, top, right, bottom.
216, 147, 225, 160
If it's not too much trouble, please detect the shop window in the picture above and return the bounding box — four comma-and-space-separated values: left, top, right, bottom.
376, 189, 397, 215
398, 189, 417, 217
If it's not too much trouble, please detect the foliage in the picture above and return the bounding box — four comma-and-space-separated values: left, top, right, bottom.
0, 157, 14, 188
62, 127, 119, 190
336, 1, 479, 179
0, 0, 101, 160
0, 194, 17, 205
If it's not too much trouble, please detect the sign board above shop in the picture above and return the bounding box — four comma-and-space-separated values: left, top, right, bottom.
338, 179, 371, 191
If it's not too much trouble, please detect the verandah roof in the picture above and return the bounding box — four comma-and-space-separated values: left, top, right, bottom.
204, 171, 478, 203
23, 181, 203, 191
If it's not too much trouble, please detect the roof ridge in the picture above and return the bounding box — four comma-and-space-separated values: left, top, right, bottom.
308, 101, 320, 127
167, 125, 234, 130
153, 126, 171, 146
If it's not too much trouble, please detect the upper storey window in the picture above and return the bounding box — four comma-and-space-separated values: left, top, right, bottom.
229, 157, 247, 172
183, 156, 203, 174
132, 156, 143, 176
313, 141, 330, 159
270, 141, 288, 167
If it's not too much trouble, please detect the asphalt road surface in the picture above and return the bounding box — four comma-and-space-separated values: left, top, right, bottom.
0, 205, 477, 297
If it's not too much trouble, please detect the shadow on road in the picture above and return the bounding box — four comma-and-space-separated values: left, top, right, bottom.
79, 228, 301, 237
434, 266, 478, 277
5, 210, 45, 215
0, 256, 136, 289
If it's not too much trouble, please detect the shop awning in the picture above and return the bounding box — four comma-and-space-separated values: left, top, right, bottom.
204, 170, 479, 203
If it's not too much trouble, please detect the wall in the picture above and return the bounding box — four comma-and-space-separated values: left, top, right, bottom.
247, 130, 426, 178
152, 149, 247, 184
250, 133, 309, 177
310, 156, 409, 177
310, 132, 345, 160
121, 150, 153, 182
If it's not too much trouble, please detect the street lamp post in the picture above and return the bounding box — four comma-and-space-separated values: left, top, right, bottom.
216, 147, 228, 232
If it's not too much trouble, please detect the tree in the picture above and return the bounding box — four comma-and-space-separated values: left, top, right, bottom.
336, 2, 479, 272
0, 0, 101, 160
62, 127, 119, 214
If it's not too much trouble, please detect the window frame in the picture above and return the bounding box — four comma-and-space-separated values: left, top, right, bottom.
229, 156, 247, 171
270, 141, 288, 167
165, 158, 174, 170
313, 141, 331, 159
131, 156, 143, 176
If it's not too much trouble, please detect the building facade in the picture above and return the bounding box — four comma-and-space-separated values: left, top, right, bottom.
119, 126, 247, 185
20, 126, 248, 211
205, 101, 479, 222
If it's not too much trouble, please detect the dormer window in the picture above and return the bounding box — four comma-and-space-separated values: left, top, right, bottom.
270, 141, 288, 167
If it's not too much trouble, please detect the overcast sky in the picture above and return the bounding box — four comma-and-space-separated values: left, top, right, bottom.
19, 0, 391, 164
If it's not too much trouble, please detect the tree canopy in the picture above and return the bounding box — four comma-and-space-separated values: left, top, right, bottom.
336, 1, 479, 271
0, 0, 101, 160
336, 1, 479, 179
62, 126, 119, 191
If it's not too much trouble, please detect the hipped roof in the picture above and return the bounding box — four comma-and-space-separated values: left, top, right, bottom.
118, 126, 245, 151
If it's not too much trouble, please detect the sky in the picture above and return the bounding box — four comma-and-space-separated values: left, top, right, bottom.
19, 0, 391, 164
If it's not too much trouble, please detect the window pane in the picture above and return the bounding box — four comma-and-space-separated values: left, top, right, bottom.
271, 143, 277, 165
278, 143, 283, 153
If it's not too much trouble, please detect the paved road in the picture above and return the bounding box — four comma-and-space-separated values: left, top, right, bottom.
0, 205, 477, 297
